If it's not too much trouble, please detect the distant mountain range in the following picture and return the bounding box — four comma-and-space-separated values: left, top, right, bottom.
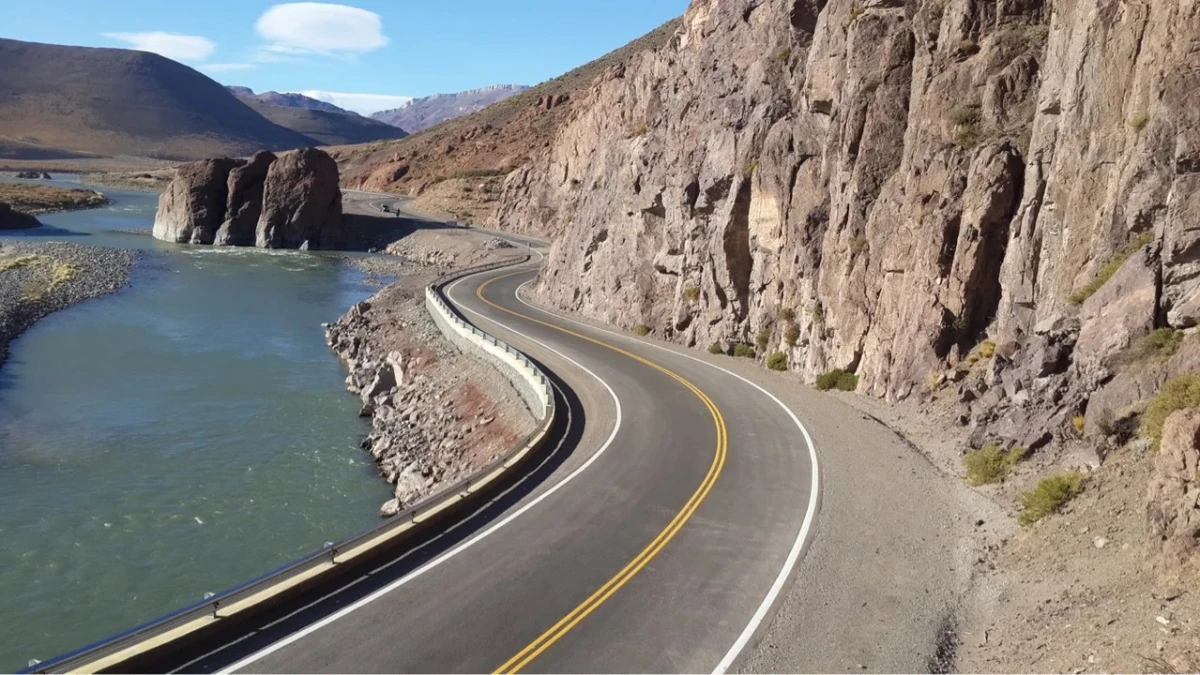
227, 86, 408, 146
371, 85, 530, 133
0, 38, 315, 160
225, 87, 354, 116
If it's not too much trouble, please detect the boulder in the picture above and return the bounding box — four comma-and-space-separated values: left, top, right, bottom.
152, 158, 245, 244
1076, 244, 1159, 367
215, 151, 275, 246
0, 202, 41, 229
1147, 409, 1200, 560
255, 148, 343, 250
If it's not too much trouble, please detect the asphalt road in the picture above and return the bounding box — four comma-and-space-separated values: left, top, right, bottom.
141, 195, 820, 674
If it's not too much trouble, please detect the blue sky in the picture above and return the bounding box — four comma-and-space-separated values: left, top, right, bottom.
0, 1, 684, 113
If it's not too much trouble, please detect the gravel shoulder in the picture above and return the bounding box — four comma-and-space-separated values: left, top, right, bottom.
0, 241, 133, 367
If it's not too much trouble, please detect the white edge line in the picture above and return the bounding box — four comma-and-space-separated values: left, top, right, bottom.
510, 280, 820, 675
219, 268, 623, 673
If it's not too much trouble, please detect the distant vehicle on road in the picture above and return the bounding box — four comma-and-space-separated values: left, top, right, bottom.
380, 204, 391, 213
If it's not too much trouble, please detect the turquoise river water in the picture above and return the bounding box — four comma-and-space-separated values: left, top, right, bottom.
0, 179, 391, 670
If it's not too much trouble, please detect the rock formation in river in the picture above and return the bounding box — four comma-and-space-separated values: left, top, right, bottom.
152, 148, 343, 250
0, 202, 41, 229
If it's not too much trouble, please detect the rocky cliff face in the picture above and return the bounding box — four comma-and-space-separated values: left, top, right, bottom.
153, 148, 343, 250
495, 0, 1199, 416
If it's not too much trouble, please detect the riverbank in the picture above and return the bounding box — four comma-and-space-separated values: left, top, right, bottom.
0, 182, 108, 215
0, 241, 133, 367
329, 227, 537, 515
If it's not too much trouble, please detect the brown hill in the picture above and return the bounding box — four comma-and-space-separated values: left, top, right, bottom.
0, 38, 314, 160
238, 98, 409, 147
330, 18, 679, 222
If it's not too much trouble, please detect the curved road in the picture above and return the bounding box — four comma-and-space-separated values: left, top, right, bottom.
151, 198, 821, 673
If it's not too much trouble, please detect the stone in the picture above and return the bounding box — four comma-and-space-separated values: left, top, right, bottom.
1146, 409, 1200, 560
0, 202, 41, 229
215, 151, 275, 246
152, 157, 244, 244
256, 147, 343, 250
1076, 245, 1158, 367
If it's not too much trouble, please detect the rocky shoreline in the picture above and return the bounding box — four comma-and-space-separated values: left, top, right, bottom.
325, 228, 536, 515
0, 241, 134, 367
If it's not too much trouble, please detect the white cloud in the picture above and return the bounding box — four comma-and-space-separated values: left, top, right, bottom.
201, 63, 255, 73
294, 91, 413, 115
256, 3, 388, 55
102, 31, 216, 62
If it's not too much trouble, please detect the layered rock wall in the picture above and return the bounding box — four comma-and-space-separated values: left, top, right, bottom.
494, 0, 1200, 409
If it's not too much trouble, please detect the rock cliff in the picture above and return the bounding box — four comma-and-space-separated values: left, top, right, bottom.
494, 0, 1199, 426
152, 148, 343, 250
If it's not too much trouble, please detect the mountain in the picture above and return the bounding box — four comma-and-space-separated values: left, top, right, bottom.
370, 85, 529, 133
226, 87, 352, 115
0, 38, 314, 160
331, 23, 677, 224
239, 97, 408, 147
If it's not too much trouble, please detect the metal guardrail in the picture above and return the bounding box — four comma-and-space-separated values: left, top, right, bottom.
27, 256, 554, 674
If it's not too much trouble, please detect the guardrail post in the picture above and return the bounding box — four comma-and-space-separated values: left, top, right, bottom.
330, 547, 339, 565
212, 600, 220, 619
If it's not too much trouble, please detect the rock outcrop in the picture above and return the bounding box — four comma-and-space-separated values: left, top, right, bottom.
215, 151, 275, 246
0, 202, 41, 229
152, 148, 343, 250
492, 0, 1200, 450
1148, 409, 1200, 560
256, 148, 343, 250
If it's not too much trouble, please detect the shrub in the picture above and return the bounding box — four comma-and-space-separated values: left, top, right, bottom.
450, 168, 509, 179
733, 343, 757, 359
1141, 374, 1200, 452
948, 104, 982, 127
954, 125, 983, 149
979, 340, 996, 358
755, 327, 771, 351
708, 342, 725, 355
963, 444, 1027, 486
1119, 327, 1185, 365
850, 234, 870, 256
815, 369, 858, 392
1018, 472, 1083, 526
775, 47, 791, 63
1129, 112, 1150, 132
1069, 231, 1155, 304
767, 352, 789, 371
848, 6, 865, 23
744, 158, 759, 177
629, 123, 649, 138
632, 324, 652, 336
784, 323, 801, 347
779, 307, 797, 323
862, 75, 881, 94
1072, 414, 1086, 435
683, 285, 700, 301
954, 39, 980, 55
811, 304, 825, 325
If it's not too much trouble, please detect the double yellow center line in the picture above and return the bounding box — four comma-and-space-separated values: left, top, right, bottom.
470, 272, 728, 674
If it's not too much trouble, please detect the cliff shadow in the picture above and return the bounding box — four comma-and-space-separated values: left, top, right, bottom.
339, 213, 463, 252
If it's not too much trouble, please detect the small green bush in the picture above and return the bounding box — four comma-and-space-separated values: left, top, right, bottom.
767, 352, 789, 371
963, 444, 1027, 486
811, 304, 825, 325
955, 39, 980, 55
848, 5, 865, 22
1069, 231, 1155, 304
683, 285, 700, 301
784, 323, 801, 347
815, 369, 858, 392
708, 342, 725, 355
1018, 472, 1083, 526
1119, 328, 1184, 365
733, 343, 757, 359
954, 125, 983, 149
1142, 374, 1200, 452
775, 47, 791, 63
450, 168, 509, 179
779, 307, 797, 323
755, 327, 771, 352
633, 324, 652, 336
1129, 112, 1150, 132
744, 158, 759, 177
629, 123, 649, 138
850, 234, 869, 256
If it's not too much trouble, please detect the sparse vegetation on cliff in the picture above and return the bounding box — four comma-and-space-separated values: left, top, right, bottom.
632, 323, 652, 336
964, 444, 1027, 486
1142, 374, 1200, 452
1018, 473, 1083, 526
1069, 231, 1154, 304
767, 351, 788, 371
815, 369, 858, 392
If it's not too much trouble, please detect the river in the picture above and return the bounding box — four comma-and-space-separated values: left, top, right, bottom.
0, 179, 391, 670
